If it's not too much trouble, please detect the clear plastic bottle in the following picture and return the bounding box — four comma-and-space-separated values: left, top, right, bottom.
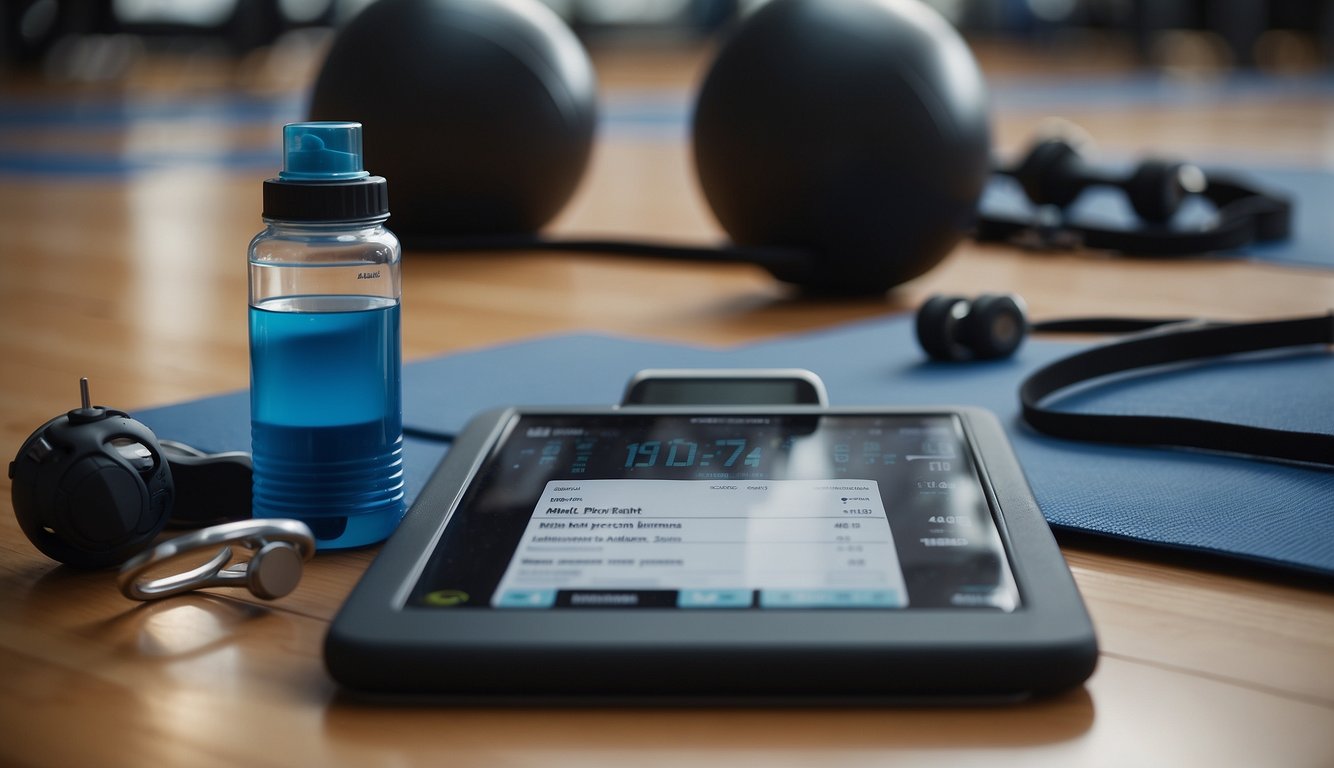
248, 121, 405, 549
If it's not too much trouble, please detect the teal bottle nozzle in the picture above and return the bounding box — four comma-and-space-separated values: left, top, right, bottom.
279, 121, 370, 181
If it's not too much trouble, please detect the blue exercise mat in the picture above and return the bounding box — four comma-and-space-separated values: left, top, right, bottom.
138, 313, 1334, 577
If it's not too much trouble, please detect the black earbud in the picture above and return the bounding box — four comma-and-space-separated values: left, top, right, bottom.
916, 294, 1029, 362
914, 293, 1200, 362
1003, 138, 1207, 224
9, 378, 175, 568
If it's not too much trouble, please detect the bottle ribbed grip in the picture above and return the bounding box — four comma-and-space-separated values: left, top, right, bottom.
262, 176, 389, 221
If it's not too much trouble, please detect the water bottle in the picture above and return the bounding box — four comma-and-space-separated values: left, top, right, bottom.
248, 121, 405, 549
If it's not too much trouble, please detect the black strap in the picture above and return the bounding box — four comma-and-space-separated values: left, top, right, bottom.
1020, 314, 1334, 466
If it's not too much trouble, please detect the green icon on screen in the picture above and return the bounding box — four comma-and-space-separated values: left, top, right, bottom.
424, 590, 470, 607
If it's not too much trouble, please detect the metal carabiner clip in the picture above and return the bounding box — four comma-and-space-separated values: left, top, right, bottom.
117, 519, 315, 601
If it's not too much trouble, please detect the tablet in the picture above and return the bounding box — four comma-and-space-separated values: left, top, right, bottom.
325, 405, 1097, 700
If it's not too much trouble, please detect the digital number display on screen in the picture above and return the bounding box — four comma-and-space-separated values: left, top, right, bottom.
408, 413, 1020, 611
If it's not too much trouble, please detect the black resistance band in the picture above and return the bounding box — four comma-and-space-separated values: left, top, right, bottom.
1019, 314, 1334, 467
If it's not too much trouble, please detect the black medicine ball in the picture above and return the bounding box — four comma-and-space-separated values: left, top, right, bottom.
692, 0, 992, 293
309, 0, 597, 238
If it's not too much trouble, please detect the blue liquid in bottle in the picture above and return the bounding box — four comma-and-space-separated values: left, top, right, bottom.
250, 297, 404, 547
249, 122, 405, 549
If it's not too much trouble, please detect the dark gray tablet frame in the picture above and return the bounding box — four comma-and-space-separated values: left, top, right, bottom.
325, 405, 1097, 701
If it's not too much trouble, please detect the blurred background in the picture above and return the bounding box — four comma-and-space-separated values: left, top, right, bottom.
2, 0, 1330, 178
2, 0, 1329, 84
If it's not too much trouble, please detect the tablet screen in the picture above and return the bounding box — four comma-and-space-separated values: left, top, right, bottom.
407, 413, 1020, 611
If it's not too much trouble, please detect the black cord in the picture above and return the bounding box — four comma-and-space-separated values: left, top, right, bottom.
403, 425, 456, 444
399, 233, 812, 272
1033, 317, 1194, 334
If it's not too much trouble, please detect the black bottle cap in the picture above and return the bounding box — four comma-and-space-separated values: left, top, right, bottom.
262, 176, 389, 222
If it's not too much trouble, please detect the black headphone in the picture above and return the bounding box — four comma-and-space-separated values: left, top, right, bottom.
9, 379, 252, 569
10, 379, 174, 568
915, 295, 1334, 467
976, 138, 1293, 255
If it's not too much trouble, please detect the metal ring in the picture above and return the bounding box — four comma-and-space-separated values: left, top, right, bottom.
117, 519, 315, 601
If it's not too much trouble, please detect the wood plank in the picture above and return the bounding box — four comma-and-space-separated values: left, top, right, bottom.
1, 599, 1331, 768
1065, 548, 1334, 706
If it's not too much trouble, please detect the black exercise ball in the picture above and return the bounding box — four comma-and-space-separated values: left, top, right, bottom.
692, 0, 991, 294
309, 0, 597, 238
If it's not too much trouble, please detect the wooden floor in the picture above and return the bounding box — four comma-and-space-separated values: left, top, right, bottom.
1, 36, 1333, 767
